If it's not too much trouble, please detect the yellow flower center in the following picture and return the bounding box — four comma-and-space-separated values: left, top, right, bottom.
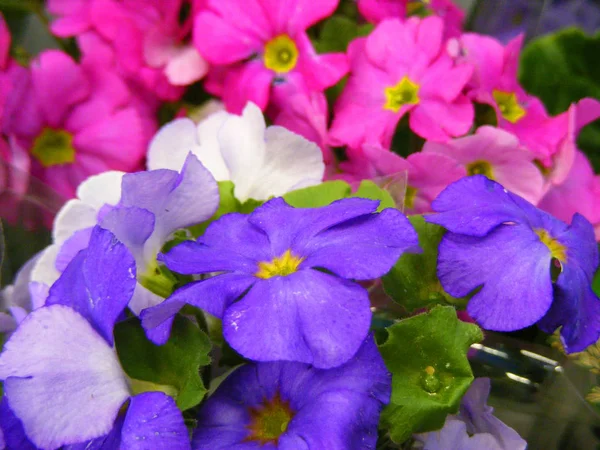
384, 76, 421, 112
264, 35, 299, 74
493, 90, 526, 123
535, 229, 567, 262
404, 185, 418, 210
256, 250, 304, 279
466, 160, 494, 178
31, 128, 75, 167
407, 0, 432, 16
246, 393, 294, 445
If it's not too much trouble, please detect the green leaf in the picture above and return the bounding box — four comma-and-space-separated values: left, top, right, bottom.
283, 180, 398, 211
352, 180, 396, 211
379, 306, 482, 443
519, 28, 600, 170
382, 216, 468, 311
114, 316, 212, 411
189, 181, 240, 237
283, 181, 352, 208
314, 15, 372, 54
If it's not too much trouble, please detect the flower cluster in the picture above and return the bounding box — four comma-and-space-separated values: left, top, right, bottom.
1, 0, 600, 449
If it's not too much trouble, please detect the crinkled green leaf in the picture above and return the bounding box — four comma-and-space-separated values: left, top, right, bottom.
382, 216, 468, 311
284, 180, 396, 211
352, 180, 396, 211
114, 316, 211, 411
379, 306, 483, 443
283, 181, 352, 208
519, 28, 600, 170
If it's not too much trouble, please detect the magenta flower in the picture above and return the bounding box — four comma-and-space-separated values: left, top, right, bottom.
48, 0, 208, 101
329, 17, 473, 148
1, 50, 148, 201
423, 126, 546, 204
358, 0, 465, 37
193, 0, 348, 113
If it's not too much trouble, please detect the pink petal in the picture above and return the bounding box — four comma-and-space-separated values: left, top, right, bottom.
295, 32, 348, 90
0, 13, 10, 69
31, 51, 90, 128
220, 62, 273, 113
358, 0, 406, 23
409, 95, 473, 141
164, 46, 209, 86
261, 0, 339, 34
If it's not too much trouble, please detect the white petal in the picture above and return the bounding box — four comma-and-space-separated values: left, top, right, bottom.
147, 118, 201, 171
217, 102, 267, 200
195, 111, 231, 181
76, 170, 124, 210
246, 126, 325, 200
30, 245, 61, 289
129, 283, 164, 316
0, 305, 130, 450
52, 199, 98, 244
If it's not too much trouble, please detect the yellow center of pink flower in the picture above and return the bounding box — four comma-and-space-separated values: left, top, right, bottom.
256, 250, 304, 279
264, 35, 299, 74
466, 160, 494, 178
492, 90, 526, 123
407, 0, 432, 16
31, 128, 75, 167
404, 185, 418, 209
246, 393, 294, 445
535, 229, 567, 262
384, 76, 421, 112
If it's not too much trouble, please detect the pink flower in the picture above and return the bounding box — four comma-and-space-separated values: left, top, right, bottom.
329, 17, 473, 148
539, 151, 600, 240
1, 50, 148, 203
339, 144, 464, 213
358, 0, 465, 37
423, 126, 545, 204
47, 0, 208, 101
193, 0, 348, 112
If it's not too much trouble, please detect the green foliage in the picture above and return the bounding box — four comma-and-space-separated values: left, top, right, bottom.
314, 15, 373, 54
519, 28, 600, 170
382, 216, 468, 311
283, 180, 395, 211
114, 316, 212, 411
379, 306, 482, 443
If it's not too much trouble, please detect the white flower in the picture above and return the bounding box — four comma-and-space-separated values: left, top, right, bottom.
147, 102, 325, 202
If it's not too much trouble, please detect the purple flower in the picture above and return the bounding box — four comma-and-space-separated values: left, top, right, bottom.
192, 335, 390, 450
426, 175, 600, 352
415, 378, 526, 450
142, 197, 419, 368
0, 227, 190, 450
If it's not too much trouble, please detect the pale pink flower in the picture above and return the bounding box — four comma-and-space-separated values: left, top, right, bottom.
423, 126, 545, 204
193, 0, 348, 112
329, 17, 473, 149
539, 151, 600, 240
339, 144, 464, 213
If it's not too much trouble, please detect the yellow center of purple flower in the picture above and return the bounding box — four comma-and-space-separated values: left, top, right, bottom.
256, 250, 304, 279
535, 229, 567, 262
492, 90, 526, 123
264, 35, 299, 74
466, 160, 494, 178
246, 393, 294, 445
31, 128, 75, 167
384, 76, 421, 112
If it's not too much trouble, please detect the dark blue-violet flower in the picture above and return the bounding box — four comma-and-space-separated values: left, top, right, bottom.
0, 227, 190, 450
414, 378, 526, 450
192, 335, 390, 450
0, 396, 36, 450
142, 197, 419, 368
426, 175, 600, 353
